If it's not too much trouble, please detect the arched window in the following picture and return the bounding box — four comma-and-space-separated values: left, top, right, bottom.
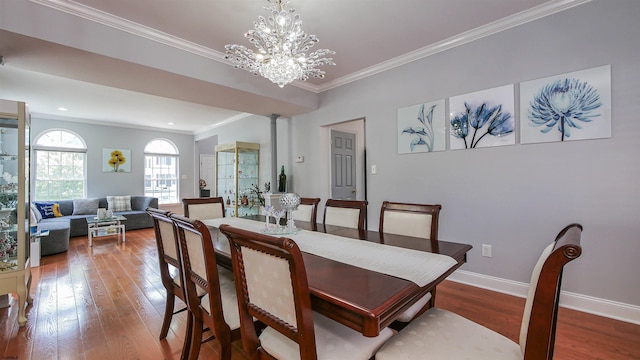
144, 139, 179, 204
33, 129, 87, 200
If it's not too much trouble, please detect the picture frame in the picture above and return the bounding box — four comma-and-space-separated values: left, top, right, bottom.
102, 148, 131, 172
449, 84, 515, 150
397, 99, 446, 154
520, 65, 611, 144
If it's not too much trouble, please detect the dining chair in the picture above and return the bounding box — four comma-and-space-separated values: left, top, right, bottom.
147, 207, 195, 359
171, 214, 240, 360
323, 199, 368, 231
376, 223, 583, 360
219, 224, 393, 360
182, 197, 225, 220
292, 197, 320, 230
379, 201, 442, 323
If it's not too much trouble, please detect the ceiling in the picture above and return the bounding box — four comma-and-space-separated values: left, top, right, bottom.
0, 0, 588, 134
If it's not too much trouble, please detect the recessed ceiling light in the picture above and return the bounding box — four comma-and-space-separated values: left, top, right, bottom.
168, 122, 174, 125
57, 107, 69, 111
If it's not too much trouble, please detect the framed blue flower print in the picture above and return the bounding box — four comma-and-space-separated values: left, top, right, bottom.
449, 84, 515, 150
520, 65, 611, 144
397, 99, 446, 154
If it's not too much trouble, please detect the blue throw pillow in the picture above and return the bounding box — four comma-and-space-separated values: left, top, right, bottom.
33, 202, 57, 219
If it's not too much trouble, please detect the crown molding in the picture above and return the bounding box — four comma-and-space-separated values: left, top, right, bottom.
316, 0, 592, 92
31, 112, 195, 135
30, 0, 592, 95
29, 0, 228, 63
193, 112, 254, 139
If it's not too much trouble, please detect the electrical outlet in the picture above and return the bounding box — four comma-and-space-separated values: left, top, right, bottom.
482, 244, 492, 258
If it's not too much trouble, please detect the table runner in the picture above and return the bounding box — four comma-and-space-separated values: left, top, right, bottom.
203, 217, 457, 288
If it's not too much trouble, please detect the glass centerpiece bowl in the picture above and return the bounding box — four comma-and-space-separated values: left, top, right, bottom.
280, 193, 301, 231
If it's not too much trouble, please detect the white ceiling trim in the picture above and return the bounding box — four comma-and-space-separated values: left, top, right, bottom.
314, 0, 593, 93
194, 112, 253, 135
29, 0, 228, 62
30, 111, 195, 135
29, 0, 591, 96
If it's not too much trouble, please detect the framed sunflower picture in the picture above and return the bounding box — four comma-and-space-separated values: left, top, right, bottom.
520, 65, 611, 144
103, 148, 131, 172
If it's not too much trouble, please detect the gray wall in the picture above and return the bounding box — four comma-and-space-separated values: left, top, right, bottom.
196, 114, 292, 195
31, 117, 196, 200
286, 0, 640, 306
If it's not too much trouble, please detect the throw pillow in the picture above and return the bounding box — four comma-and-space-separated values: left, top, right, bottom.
107, 195, 132, 212
33, 202, 58, 219
52, 203, 63, 217
72, 198, 100, 215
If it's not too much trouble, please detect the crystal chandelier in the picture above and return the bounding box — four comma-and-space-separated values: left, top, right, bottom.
224, 0, 335, 88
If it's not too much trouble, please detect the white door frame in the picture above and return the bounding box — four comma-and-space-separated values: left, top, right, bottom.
327, 118, 366, 201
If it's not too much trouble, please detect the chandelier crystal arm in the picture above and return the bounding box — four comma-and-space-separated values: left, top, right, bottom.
224, 0, 335, 88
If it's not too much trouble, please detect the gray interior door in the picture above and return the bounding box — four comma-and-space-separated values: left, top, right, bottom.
331, 130, 357, 199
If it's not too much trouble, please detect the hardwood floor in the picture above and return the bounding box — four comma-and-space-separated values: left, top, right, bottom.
1, 228, 638, 359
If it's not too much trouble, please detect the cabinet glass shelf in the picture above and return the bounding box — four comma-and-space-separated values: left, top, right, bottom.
215, 141, 260, 218
0, 99, 31, 327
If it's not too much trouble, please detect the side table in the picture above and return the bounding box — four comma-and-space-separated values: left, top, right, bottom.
30, 229, 50, 267
86, 216, 127, 246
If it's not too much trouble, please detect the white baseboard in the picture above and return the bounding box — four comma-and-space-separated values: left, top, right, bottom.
447, 270, 640, 325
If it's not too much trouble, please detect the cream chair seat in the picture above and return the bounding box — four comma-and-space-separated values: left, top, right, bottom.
376, 223, 583, 360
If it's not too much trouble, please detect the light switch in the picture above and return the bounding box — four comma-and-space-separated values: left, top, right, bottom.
181, 174, 188, 180
296, 155, 304, 163
371, 165, 377, 174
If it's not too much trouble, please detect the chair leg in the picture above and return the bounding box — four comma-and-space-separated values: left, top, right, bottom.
430, 287, 437, 307
180, 312, 194, 360
217, 331, 232, 360
188, 317, 204, 360
160, 292, 176, 339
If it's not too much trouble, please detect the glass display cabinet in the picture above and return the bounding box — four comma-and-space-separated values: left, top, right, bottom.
215, 141, 260, 217
0, 99, 31, 326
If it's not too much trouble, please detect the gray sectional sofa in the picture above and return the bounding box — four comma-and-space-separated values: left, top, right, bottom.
32, 196, 158, 256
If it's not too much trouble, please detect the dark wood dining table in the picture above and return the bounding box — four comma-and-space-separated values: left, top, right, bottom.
206, 216, 472, 337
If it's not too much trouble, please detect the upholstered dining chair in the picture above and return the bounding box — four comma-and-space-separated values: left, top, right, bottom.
147, 208, 185, 339
292, 197, 320, 230
379, 201, 441, 245
171, 214, 239, 360
376, 223, 583, 360
182, 197, 225, 220
219, 224, 393, 360
379, 201, 442, 323
323, 199, 368, 231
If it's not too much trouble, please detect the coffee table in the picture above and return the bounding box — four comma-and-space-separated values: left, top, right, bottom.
86, 215, 127, 246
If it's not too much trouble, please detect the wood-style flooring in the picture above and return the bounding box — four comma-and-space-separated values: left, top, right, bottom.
1, 228, 638, 359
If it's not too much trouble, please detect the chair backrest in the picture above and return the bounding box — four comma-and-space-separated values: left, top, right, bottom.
323, 199, 367, 231
171, 214, 231, 340
147, 207, 183, 297
219, 224, 318, 360
182, 197, 225, 220
293, 197, 321, 230
379, 201, 441, 240
520, 223, 583, 359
